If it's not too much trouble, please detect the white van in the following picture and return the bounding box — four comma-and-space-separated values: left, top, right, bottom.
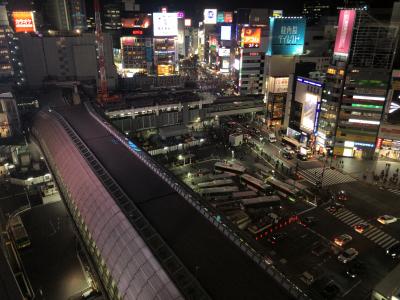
268, 133, 277, 143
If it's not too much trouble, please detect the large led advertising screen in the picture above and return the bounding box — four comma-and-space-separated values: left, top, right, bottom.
241, 27, 261, 48
221, 25, 231, 40
334, 10, 356, 57
267, 17, 306, 55
153, 12, 178, 37
12, 11, 35, 33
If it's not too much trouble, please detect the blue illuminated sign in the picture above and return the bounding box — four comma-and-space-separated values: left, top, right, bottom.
267, 17, 306, 56
128, 140, 141, 152
297, 77, 322, 87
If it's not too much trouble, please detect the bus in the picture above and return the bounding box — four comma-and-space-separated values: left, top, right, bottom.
192, 172, 235, 185
241, 195, 281, 209
9, 216, 31, 249
232, 190, 258, 200
214, 161, 246, 175
266, 177, 301, 201
197, 179, 234, 189
281, 136, 302, 151
198, 186, 239, 196
240, 174, 274, 195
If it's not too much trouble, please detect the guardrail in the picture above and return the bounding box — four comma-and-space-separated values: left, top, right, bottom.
85, 101, 311, 300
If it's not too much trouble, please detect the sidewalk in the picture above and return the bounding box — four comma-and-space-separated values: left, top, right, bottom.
323, 156, 400, 190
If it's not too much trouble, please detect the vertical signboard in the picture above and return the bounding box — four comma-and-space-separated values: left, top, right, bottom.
334, 9, 356, 57
267, 17, 306, 55
224, 12, 233, 23
220, 25, 231, 41
217, 12, 224, 23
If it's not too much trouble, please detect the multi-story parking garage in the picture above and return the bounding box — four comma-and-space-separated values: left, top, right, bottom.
31, 101, 308, 300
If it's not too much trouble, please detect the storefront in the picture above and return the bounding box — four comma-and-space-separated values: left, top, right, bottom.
376, 125, 400, 161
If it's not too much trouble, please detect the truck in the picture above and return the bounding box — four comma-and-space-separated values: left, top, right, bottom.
268, 133, 277, 143
229, 133, 243, 147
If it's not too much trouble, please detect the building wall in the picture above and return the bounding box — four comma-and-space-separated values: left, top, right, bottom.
17, 33, 117, 89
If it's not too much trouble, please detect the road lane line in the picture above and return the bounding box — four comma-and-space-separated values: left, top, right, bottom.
385, 240, 399, 249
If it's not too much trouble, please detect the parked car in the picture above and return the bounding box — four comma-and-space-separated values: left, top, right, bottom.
386, 243, 400, 259
353, 222, 370, 234
311, 242, 330, 257
377, 215, 397, 225
337, 190, 348, 201
297, 153, 308, 161
299, 271, 315, 286
327, 203, 344, 213
334, 234, 352, 247
338, 248, 358, 263
281, 149, 294, 160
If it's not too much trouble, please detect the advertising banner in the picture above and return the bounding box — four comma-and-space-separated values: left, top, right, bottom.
217, 12, 224, 23
267, 17, 306, 55
224, 12, 233, 23
184, 18, 191, 27
241, 27, 261, 48
334, 10, 356, 57
218, 48, 230, 57
153, 13, 178, 37
12, 11, 35, 33
204, 9, 217, 24
221, 25, 231, 41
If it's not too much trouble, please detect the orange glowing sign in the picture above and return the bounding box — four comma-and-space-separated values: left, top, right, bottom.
241, 27, 261, 48
157, 65, 174, 76
12, 11, 35, 33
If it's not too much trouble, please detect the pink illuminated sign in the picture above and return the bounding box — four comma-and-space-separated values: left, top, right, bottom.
334, 10, 356, 57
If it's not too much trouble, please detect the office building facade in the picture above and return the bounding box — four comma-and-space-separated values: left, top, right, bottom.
317, 9, 398, 158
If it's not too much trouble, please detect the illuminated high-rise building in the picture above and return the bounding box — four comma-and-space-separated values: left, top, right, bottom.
316, 9, 398, 159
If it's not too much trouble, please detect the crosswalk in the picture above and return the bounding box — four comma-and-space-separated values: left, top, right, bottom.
299, 167, 356, 187
386, 188, 400, 196
327, 207, 399, 249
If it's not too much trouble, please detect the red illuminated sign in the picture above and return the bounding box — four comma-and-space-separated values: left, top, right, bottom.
132, 30, 143, 35
334, 10, 356, 57
224, 12, 233, 23
12, 11, 35, 33
376, 138, 383, 149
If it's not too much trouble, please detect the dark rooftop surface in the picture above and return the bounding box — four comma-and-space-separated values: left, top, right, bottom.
57, 104, 292, 300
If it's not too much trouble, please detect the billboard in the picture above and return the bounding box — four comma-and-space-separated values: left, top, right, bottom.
222, 59, 229, 69
273, 10, 283, 17
121, 16, 150, 28
218, 48, 230, 57
204, 9, 217, 24
184, 19, 191, 27
217, 12, 224, 23
224, 12, 233, 23
177, 11, 185, 18
157, 65, 174, 76
153, 13, 178, 37
241, 27, 261, 48
267, 17, 306, 55
334, 10, 356, 57
12, 11, 35, 33
221, 25, 231, 41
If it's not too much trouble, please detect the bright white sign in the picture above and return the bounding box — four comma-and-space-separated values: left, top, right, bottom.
204, 9, 217, 24
153, 12, 178, 37
218, 48, 230, 57
221, 25, 231, 40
